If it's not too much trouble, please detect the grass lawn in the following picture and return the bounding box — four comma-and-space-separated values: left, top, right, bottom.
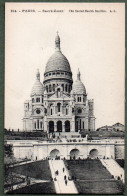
7, 182, 55, 194
116, 159, 124, 168
66, 159, 112, 180
66, 159, 124, 194
75, 180, 124, 194
9, 160, 51, 180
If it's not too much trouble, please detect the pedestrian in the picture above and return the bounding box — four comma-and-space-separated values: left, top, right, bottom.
65, 179, 67, 186
63, 167, 65, 172
64, 175, 66, 180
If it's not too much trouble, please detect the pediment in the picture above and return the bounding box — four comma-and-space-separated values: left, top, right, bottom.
48, 92, 70, 100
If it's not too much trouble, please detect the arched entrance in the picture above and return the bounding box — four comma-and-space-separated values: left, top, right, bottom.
57, 121, 62, 132
70, 149, 80, 159
49, 121, 54, 133
50, 149, 60, 159
65, 120, 70, 132
89, 149, 98, 159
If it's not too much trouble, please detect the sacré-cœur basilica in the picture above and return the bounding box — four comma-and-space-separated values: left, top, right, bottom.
23, 33, 95, 134
9, 34, 124, 163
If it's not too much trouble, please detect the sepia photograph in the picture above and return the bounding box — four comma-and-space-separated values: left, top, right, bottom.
4, 2, 125, 194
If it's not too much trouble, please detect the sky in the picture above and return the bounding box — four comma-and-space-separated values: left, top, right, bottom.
5, 3, 125, 130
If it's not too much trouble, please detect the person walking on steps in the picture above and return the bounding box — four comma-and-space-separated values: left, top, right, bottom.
63, 167, 65, 172
64, 175, 67, 180
65, 179, 67, 186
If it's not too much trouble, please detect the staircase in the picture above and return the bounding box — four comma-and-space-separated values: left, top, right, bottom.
100, 159, 124, 183
49, 160, 78, 194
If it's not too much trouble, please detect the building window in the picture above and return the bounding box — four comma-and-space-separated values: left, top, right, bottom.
53, 84, 55, 91
76, 121, 78, 132
49, 85, 51, 92
62, 84, 64, 91
34, 122, 36, 129
51, 108, 53, 115
37, 120, 39, 129
57, 103, 61, 112
42, 97, 43, 103
80, 119, 81, 129
57, 88, 61, 98
65, 85, 67, 92
78, 97, 81, 102
36, 109, 41, 114
32, 98, 35, 103
40, 122, 42, 129
36, 98, 40, 102
78, 108, 82, 114
83, 122, 84, 129
46, 86, 48, 92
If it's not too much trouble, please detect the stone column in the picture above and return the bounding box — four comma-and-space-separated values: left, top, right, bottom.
44, 116, 47, 132
47, 123, 49, 132
63, 121, 65, 132
85, 117, 88, 131
55, 105, 57, 114
54, 121, 57, 132
53, 105, 55, 115
71, 116, 75, 132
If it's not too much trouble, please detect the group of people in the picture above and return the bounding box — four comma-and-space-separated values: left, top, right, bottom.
52, 167, 77, 186
52, 167, 69, 186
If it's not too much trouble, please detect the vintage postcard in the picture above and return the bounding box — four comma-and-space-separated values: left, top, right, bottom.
5, 2, 125, 194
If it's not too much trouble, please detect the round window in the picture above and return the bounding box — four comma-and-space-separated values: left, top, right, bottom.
36, 109, 41, 114
78, 108, 82, 114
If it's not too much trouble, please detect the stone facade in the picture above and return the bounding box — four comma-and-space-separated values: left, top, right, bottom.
23, 34, 95, 133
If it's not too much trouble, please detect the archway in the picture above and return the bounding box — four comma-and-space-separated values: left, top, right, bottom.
89, 149, 98, 159
65, 120, 70, 132
57, 121, 62, 132
50, 149, 60, 159
70, 149, 80, 159
49, 121, 54, 133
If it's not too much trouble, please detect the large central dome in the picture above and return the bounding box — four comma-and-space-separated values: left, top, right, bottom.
45, 51, 71, 72
45, 33, 71, 73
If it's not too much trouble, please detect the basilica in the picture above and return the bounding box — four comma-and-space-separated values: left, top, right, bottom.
23, 34, 95, 133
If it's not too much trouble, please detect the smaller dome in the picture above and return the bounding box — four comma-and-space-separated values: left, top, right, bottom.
31, 69, 44, 96
73, 80, 86, 94
73, 69, 86, 94
31, 81, 44, 96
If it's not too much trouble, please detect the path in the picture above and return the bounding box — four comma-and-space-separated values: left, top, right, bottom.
49, 160, 78, 194
9, 160, 35, 167
100, 159, 124, 183
4, 172, 49, 193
